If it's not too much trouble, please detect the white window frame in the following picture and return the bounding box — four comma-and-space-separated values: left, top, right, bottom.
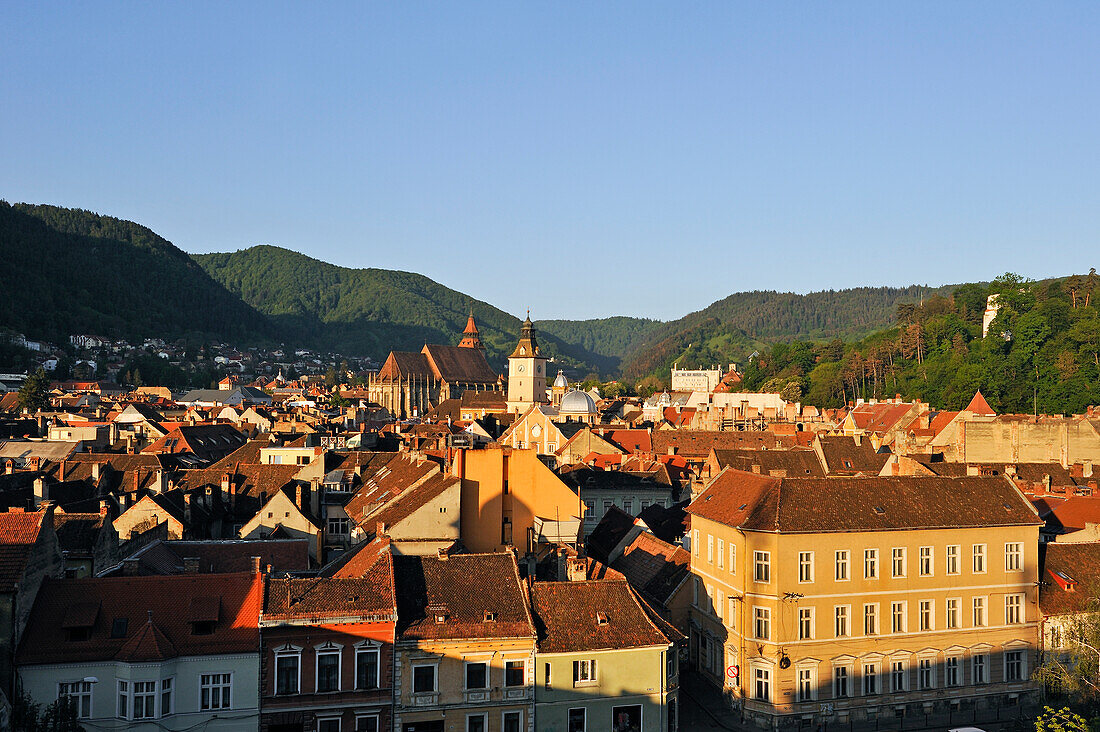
918, 657, 935, 690
799, 607, 814, 640
315, 643, 343, 693
504, 658, 526, 688
355, 642, 381, 690
946, 597, 960, 629
567, 707, 586, 732
834, 605, 850, 638
754, 606, 771, 640
918, 599, 934, 631
412, 663, 439, 694
972, 653, 988, 684
891, 547, 906, 578
1005, 593, 1024, 624
946, 544, 960, 575
862, 661, 879, 695
464, 659, 490, 690
466, 712, 489, 732
973, 543, 987, 573
835, 550, 850, 581
890, 658, 908, 692
131, 679, 157, 721
864, 548, 878, 579
200, 672, 233, 710
573, 658, 598, 686
798, 551, 814, 583
891, 601, 906, 634
160, 677, 174, 718
318, 717, 342, 732
717, 538, 725, 569
707, 534, 714, 564
752, 664, 772, 702
501, 710, 523, 732
833, 664, 852, 698
864, 603, 878, 636
355, 715, 381, 732
729, 543, 736, 574
58, 680, 93, 719
275, 645, 303, 696
944, 655, 961, 687
1005, 542, 1023, 572
973, 596, 987, 627
754, 551, 771, 583
919, 546, 933, 576
796, 665, 817, 702
692, 529, 699, 556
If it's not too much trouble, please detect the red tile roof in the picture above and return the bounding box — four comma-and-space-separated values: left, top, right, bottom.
1040, 542, 1100, 616
688, 469, 1041, 533
531, 580, 674, 654
17, 571, 262, 665
965, 390, 996, 416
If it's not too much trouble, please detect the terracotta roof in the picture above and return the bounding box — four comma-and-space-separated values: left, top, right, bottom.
117, 539, 311, 576
610, 532, 691, 607
965, 390, 996, 416
710, 448, 824, 477
16, 572, 262, 665
368, 473, 459, 535
345, 455, 439, 529
688, 468, 1041, 533
376, 351, 434, 382
52, 512, 106, 556
816, 435, 890, 475
395, 552, 535, 641
422, 344, 498, 385
0, 508, 45, 545
1040, 542, 1100, 616
531, 580, 673, 654
600, 429, 653, 454
848, 402, 916, 433
1045, 496, 1100, 533
652, 430, 777, 457
264, 559, 396, 621
586, 506, 639, 563
207, 439, 269, 470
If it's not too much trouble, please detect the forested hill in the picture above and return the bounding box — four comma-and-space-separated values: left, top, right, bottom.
0, 202, 274, 345
620, 285, 958, 379
535, 317, 663, 371
192, 246, 616, 371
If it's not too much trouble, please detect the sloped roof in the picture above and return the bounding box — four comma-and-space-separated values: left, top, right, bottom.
816, 435, 890, 475
376, 351, 434, 382
0, 509, 46, 590
16, 572, 262, 665
1040, 542, 1100, 616
652, 430, 777, 457
711, 447, 824, 477
264, 558, 396, 622
395, 552, 534, 641
368, 473, 459, 535
610, 531, 691, 606
965, 390, 996, 416
422, 344, 498, 384
531, 580, 673, 654
688, 468, 1041, 533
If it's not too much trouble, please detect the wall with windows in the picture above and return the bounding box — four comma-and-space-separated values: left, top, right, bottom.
533, 645, 676, 732
395, 638, 535, 732
686, 513, 1041, 724
19, 653, 259, 730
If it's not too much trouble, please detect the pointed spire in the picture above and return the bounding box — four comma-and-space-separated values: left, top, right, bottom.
511, 310, 541, 358
964, 389, 996, 416
458, 312, 484, 350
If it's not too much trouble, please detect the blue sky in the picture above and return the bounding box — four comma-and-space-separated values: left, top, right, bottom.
3, 2, 1099, 320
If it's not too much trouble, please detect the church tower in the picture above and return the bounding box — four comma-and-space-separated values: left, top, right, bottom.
507, 312, 548, 413
458, 312, 485, 350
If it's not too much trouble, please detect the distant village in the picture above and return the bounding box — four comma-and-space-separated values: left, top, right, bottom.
0, 312, 1092, 731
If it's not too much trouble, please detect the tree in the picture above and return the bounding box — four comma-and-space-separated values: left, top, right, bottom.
1034, 706, 1089, 732
17, 367, 50, 413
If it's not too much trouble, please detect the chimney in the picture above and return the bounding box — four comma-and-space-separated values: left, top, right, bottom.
967, 465, 980, 476
436, 547, 449, 561
99, 500, 109, 517
751, 464, 762, 474
183, 557, 200, 574
32, 477, 46, 507
295, 483, 304, 510
58, 460, 66, 482
566, 556, 587, 582
26, 456, 40, 472
854, 434, 862, 446
109, 421, 119, 444
123, 558, 140, 576
183, 493, 192, 524
151, 469, 166, 495
91, 463, 102, 483
1086, 461, 1094, 479
250, 556, 262, 574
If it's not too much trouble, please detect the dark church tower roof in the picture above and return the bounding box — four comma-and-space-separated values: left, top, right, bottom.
509, 311, 542, 358
458, 312, 484, 350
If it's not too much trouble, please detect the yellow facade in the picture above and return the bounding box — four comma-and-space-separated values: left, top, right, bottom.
688, 516, 1040, 725
454, 449, 584, 554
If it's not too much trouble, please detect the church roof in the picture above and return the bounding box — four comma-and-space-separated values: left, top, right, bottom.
377, 351, 434, 382
458, 313, 484, 350
422, 345, 498, 384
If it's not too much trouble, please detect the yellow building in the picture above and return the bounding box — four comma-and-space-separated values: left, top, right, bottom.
686, 469, 1042, 728
453, 448, 584, 554
393, 552, 536, 732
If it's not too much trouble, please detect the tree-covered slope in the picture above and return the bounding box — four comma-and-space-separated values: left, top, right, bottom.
194, 245, 612, 371
621, 285, 959, 379
0, 202, 274, 345
535, 316, 663, 372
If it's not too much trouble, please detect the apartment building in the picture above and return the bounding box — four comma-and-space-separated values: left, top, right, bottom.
686, 469, 1042, 728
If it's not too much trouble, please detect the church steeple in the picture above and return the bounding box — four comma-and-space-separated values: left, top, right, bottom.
458, 311, 484, 350
510, 311, 541, 358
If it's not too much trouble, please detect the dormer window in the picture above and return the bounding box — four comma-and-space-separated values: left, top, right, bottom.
62, 602, 99, 642
596, 612, 609, 626
484, 611, 497, 622
189, 596, 221, 635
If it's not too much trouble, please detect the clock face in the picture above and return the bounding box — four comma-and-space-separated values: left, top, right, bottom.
536, 364, 542, 375
517, 364, 525, 374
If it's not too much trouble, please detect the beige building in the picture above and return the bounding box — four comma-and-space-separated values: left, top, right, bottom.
686, 469, 1042, 728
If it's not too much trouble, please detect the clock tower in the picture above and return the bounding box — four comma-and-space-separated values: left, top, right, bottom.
507, 311, 548, 413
